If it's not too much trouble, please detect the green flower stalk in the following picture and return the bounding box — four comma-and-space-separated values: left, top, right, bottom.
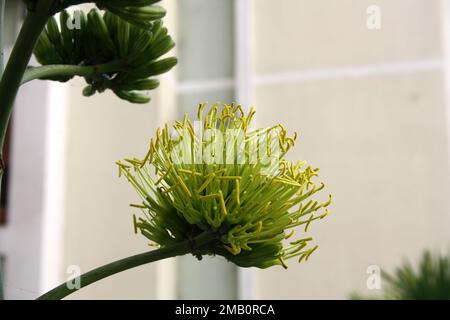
117, 103, 332, 269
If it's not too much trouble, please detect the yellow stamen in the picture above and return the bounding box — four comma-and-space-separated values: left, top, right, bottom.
132, 214, 138, 234
304, 214, 314, 232
320, 209, 329, 219
199, 193, 219, 201
130, 203, 146, 209
323, 194, 332, 207
256, 221, 262, 233
303, 246, 318, 262
197, 102, 206, 119
155, 166, 173, 185
235, 179, 240, 206
161, 183, 179, 194
197, 173, 215, 193
177, 176, 192, 197
213, 168, 226, 175
272, 178, 302, 187
278, 257, 288, 269
215, 176, 242, 180
218, 190, 227, 216
285, 229, 295, 240
140, 140, 153, 167
178, 169, 202, 177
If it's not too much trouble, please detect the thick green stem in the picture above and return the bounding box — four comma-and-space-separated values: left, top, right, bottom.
0, 8, 49, 160
0, 0, 4, 74
0, 0, 6, 301
37, 232, 216, 300
21, 61, 124, 85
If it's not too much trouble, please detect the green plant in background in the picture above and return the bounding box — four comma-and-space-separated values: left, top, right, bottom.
351, 250, 450, 300
38, 103, 331, 300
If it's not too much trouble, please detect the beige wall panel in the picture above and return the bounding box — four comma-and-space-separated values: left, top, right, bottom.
253, 0, 442, 74
62, 86, 163, 299
252, 70, 450, 298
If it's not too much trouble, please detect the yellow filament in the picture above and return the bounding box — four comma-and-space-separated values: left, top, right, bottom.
141, 139, 153, 167
235, 179, 240, 206
215, 176, 242, 180
218, 191, 227, 216
130, 203, 146, 208
132, 214, 138, 234
178, 169, 202, 177
155, 166, 172, 185
304, 246, 318, 261
161, 183, 179, 194
197, 173, 215, 193
272, 178, 302, 187
177, 176, 192, 197
199, 193, 219, 201
284, 229, 294, 240
278, 257, 288, 269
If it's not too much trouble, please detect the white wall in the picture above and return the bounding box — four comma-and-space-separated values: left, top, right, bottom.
0, 78, 50, 299
251, 0, 450, 299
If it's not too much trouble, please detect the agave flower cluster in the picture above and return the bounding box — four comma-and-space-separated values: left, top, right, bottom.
117, 103, 331, 268
25, 0, 165, 20
33, 4, 176, 103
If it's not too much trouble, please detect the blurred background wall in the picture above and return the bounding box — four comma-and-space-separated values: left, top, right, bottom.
1, 0, 450, 299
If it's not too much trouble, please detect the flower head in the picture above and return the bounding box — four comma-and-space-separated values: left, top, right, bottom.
33, 8, 176, 103
117, 103, 331, 268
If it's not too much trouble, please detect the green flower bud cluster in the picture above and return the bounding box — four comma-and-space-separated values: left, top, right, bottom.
33, 8, 176, 103
24, 0, 165, 18
117, 103, 332, 269
96, 0, 166, 28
